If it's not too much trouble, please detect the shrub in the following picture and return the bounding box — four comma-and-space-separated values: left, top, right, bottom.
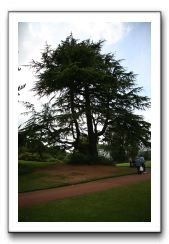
55, 152, 67, 160
97, 155, 114, 165
66, 152, 114, 165
46, 157, 62, 163
66, 152, 92, 164
18, 146, 28, 154
18, 152, 41, 161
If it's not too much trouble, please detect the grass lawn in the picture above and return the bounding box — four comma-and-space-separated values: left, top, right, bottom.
18, 160, 58, 173
18, 180, 151, 222
18, 160, 137, 192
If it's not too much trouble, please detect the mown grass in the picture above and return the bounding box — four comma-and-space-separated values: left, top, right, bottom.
18, 160, 60, 174
18, 160, 137, 193
19, 180, 151, 222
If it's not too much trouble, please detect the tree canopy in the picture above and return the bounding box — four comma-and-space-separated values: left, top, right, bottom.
19, 34, 151, 162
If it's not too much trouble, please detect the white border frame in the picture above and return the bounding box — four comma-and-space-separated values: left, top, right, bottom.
9, 11, 161, 232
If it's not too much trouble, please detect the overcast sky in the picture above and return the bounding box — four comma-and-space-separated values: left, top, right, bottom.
18, 21, 151, 124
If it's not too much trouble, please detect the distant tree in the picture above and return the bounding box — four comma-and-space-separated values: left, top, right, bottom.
22, 34, 151, 161
138, 149, 151, 161
103, 112, 151, 162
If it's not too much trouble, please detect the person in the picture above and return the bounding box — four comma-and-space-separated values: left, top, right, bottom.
135, 157, 141, 174
139, 156, 145, 173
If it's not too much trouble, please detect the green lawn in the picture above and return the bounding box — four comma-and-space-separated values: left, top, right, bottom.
18, 160, 137, 192
18, 160, 59, 173
19, 180, 151, 222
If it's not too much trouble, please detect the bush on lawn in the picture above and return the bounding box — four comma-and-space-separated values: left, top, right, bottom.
65, 152, 113, 165
18, 152, 41, 161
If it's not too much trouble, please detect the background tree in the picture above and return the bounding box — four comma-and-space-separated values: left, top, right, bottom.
21, 34, 151, 162
103, 112, 151, 162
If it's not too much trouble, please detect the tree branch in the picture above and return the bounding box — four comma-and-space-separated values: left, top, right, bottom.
97, 119, 112, 136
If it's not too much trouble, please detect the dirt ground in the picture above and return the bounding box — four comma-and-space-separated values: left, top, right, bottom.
19, 172, 150, 208
35, 164, 135, 184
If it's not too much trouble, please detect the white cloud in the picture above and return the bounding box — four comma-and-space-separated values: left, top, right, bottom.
19, 22, 131, 65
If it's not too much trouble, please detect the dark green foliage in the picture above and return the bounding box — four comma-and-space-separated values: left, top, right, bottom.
19, 152, 41, 161
18, 66, 26, 95
66, 152, 93, 164
18, 83, 26, 96
66, 152, 113, 165
103, 112, 151, 162
20, 34, 151, 163
18, 127, 67, 162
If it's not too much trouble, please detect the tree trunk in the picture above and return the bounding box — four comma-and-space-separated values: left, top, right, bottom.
84, 85, 98, 158
69, 88, 80, 151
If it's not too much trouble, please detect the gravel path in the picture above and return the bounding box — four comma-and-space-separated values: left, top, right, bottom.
19, 172, 150, 208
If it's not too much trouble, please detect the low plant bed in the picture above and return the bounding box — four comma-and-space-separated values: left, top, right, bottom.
18, 161, 137, 193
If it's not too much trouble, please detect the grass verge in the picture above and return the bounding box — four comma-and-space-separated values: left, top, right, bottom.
19, 180, 151, 222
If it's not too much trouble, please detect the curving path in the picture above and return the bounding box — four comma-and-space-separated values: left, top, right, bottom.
19, 172, 150, 208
